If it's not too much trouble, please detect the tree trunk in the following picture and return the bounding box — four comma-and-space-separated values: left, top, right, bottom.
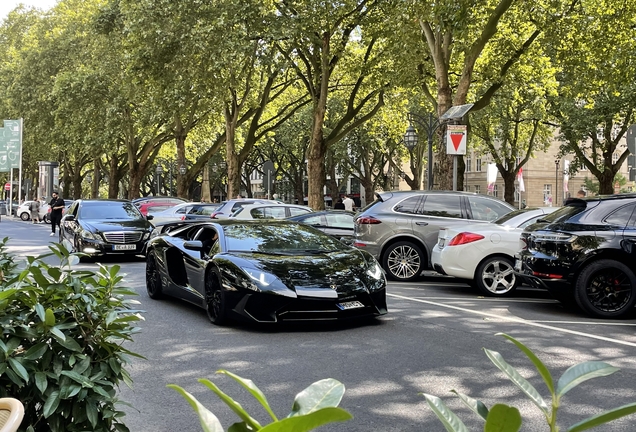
327, 165, 339, 206
128, 165, 144, 199
362, 177, 374, 204
598, 170, 616, 195
91, 159, 100, 198
107, 157, 120, 198
502, 171, 516, 205
307, 100, 327, 210
201, 164, 211, 202
225, 106, 240, 199
175, 134, 188, 198
295, 171, 305, 205
72, 174, 82, 200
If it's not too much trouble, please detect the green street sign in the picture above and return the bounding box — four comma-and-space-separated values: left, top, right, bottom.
0, 120, 22, 172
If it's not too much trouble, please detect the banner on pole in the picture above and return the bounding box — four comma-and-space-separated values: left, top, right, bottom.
0, 120, 22, 172
446, 125, 467, 155
517, 167, 525, 192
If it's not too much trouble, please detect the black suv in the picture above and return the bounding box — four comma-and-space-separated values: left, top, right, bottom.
516, 195, 636, 318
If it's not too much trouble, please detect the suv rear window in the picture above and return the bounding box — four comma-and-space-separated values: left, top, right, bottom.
540, 202, 587, 223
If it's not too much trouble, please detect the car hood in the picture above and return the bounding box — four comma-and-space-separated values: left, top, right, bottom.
83, 219, 152, 232
227, 249, 375, 296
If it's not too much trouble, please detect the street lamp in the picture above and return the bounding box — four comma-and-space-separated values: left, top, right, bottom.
156, 164, 163, 195
555, 159, 560, 206
403, 113, 441, 190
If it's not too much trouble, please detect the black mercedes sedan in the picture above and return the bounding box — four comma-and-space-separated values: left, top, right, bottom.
516, 194, 636, 318
145, 220, 388, 325
59, 199, 154, 258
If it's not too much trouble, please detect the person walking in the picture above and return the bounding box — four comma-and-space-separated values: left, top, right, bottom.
342, 195, 355, 212
29, 199, 41, 223
333, 198, 345, 210
48, 192, 65, 237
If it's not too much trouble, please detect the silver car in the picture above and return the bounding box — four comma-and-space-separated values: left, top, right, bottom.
353, 191, 515, 281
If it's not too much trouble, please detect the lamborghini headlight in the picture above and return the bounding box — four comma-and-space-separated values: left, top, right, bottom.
367, 262, 383, 280
242, 268, 280, 287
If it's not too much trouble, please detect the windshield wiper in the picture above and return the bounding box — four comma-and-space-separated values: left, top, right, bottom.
299, 249, 338, 254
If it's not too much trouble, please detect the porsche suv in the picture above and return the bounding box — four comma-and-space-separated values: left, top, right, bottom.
516, 194, 636, 318
353, 191, 514, 281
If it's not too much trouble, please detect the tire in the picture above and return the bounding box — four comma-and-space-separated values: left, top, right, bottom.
204, 268, 227, 325
574, 259, 636, 319
382, 241, 424, 282
20, 212, 30, 221
145, 251, 164, 300
475, 256, 518, 297
44, 214, 51, 224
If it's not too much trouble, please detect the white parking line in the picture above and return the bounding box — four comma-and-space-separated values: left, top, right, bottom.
387, 293, 636, 348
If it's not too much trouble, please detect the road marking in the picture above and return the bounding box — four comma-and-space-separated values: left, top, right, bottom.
529, 320, 636, 326
387, 293, 636, 347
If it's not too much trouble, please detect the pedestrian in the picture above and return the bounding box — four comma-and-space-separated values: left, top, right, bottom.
29, 199, 41, 223
333, 198, 345, 210
272, 193, 283, 203
576, 189, 586, 198
48, 192, 65, 237
342, 195, 355, 212
236, 194, 242, 199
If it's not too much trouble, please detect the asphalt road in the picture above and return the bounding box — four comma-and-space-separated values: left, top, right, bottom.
2, 217, 636, 432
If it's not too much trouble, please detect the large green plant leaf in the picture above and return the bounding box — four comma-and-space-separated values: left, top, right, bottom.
422, 393, 469, 432
23, 342, 48, 360
199, 379, 262, 430
167, 384, 224, 432
556, 361, 618, 399
259, 407, 352, 432
484, 404, 522, 432
567, 403, 636, 432
0, 289, 16, 301
288, 378, 345, 417
484, 349, 549, 415
218, 370, 278, 421
43, 390, 61, 418
8, 358, 29, 382
497, 333, 554, 395
451, 390, 489, 420
228, 422, 251, 432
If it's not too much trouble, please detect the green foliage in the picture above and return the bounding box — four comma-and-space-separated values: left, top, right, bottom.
169, 370, 352, 431
0, 238, 17, 283
582, 172, 630, 195
0, 242, 143, 431
423, 333, 636, 431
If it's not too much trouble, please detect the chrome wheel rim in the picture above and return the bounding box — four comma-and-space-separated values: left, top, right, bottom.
481, 260, 515, 295
387, 245, 421, 279
586, 268, 632, 313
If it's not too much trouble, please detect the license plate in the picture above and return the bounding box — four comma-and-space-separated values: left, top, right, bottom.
113, 244, 136, 251
336, 301, 364, 310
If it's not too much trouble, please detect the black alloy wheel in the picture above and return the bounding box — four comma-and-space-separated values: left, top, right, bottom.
475, 256, 518, 297
382, 241, 424, 282
205, 268, 227, 325
145, 251, 164, 300
574, 259, 636, 318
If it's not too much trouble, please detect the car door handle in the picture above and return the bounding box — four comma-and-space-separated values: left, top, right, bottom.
415, 222, 428, 226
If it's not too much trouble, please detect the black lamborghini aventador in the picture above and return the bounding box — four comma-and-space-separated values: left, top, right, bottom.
145, 220, 387, 325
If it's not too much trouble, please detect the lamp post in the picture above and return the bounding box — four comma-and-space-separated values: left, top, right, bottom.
155, 164, 163, 196
555, 159, 560, 206
404, 112, 442, 190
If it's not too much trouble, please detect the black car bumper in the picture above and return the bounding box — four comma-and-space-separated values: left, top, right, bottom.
77, 238, 148, 256
515, 252, 573, 295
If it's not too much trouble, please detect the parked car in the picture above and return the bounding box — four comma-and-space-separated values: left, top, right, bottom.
353, 191, 515, 281
145, 220, 387, 325
431, 207, 558, 296
16, 201, 49, 221
210, 199, 284, 219
132, 196, 187, 206
0, 200, 20, 216
229, 203, 312, 220
59, 199, 154, 259
287, 210, 355, 244
516, 195, 636, 318
181, 203, 223, 221
149, 202, 198, 225
137, 201, 180, 217
43, 200, 73, 224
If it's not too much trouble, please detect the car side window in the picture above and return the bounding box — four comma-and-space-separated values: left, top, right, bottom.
468, 196, 511, 221
605, 203, 636, 227
176, 206, 190, 214
301, 215, 324, 225
326, 214, 353, 229
393, 196, 421, 214
420, 195, 462, 218
289, 207, 311, 217
263, 206, 287, 219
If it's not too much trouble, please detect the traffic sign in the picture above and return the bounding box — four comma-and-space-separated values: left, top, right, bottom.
446, 125, 467, 155
4, 183, 10, 191
627, 124, 636, 154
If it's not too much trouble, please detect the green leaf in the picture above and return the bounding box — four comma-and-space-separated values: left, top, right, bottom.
484, 348, 549, 415
497, 333, 554, 395
56, 335, 82, 352
422, 393, 469, 432
484, 404, 522, 432
45, 308, 56, 326
259, 407, 352, 432
567, 403, 636, 432
167, 384, 224, 432
8, 357, 30, 382
218, 370, 278, 421
50, 327, 66, 341
556, 361, 618, 399
35, 372, 48, 394
228, 422, 251, 432
24, 342, 49, 360
86, 399, 98, 428
199, 379, 262, 429
288, 378, 345, 417
451, 390, 489, 420
61, 370, 94, 388
43, 390, 61, 418
0, 289, 16, 302
35, 303, 46, 322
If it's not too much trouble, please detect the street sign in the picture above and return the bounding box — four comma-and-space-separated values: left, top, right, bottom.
628, 124, 636, 154
0, 120, 22, 172
446, 125, 467, 155
4, 183, 10, 191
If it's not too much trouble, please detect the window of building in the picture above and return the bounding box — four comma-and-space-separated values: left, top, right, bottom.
580, 163, 587, 171
466, 157, 472, 172
543, 184, 552, 205
474, 185, 481, 194
612, 153, 619, 164
476, 157, 482, 172
493, 184, 499, 198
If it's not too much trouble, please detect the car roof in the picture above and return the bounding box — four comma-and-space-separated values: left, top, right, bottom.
375, 190, 515, 206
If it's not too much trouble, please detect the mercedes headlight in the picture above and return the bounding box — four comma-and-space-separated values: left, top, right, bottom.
242, 268, 280, 287
367, 262, 383, 280
80, 229, 96, 240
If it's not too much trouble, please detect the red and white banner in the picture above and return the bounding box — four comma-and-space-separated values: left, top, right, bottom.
517, 167, 525, 192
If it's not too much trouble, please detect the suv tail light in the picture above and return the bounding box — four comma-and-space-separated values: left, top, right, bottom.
355, 216, 381, 225
448, 232, 484, 246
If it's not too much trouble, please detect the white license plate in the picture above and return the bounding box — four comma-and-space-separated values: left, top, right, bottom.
336, 301, 364, 310
113, 244, 136, 251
